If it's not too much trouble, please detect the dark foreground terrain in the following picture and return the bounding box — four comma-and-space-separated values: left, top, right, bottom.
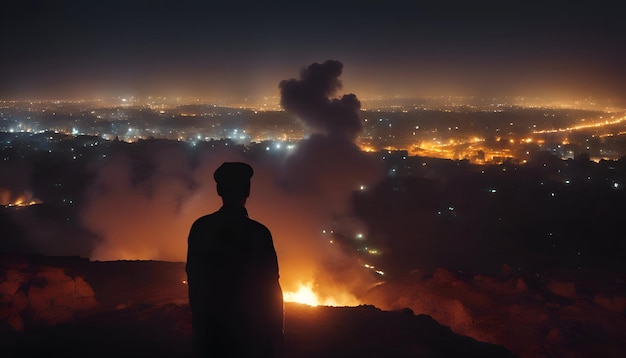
3, 302, 514, 358
0, 255, 514, 358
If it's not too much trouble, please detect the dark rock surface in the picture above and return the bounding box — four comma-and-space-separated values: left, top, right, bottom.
0, 255, 515, 357
2, 302, 515, 358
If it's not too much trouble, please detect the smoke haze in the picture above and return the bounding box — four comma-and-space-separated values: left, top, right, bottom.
279, 60, 362, 140
76, 60, 384, 300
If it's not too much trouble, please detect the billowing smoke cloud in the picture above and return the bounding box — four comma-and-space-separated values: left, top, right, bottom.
78, 60, 384, 302
274, 59, 385, 296
277, 60, 381, 211
279, 60, 362, 140
80, 141, 208, 262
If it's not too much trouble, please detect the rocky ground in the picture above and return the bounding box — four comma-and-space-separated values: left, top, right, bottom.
0, 255, 514, 357
4, 254, 626, 357
363, 266, 626, 358
2, 302, 514, 358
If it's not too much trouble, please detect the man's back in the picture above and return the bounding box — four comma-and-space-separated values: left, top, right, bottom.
186, 204, 283, 357
187, 205, 280, 308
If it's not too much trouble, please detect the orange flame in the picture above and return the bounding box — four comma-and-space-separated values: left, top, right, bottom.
1, 190, 42, 207
283, 281, 361, 307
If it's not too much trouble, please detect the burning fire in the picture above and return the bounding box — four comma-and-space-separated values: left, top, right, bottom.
181, 278, 360, 307
0, 190, 42, 207
283, 281, 361, 307
6, 198, 41, 207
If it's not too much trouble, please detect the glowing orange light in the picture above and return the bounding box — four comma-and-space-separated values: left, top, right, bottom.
283, 281, 361, 307
3, 193, 41, 207
284, 282, 320, 306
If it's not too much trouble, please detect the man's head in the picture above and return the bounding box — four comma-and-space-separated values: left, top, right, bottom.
214, 162, 254, 202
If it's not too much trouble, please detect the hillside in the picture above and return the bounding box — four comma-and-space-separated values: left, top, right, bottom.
0, 255, 514, 357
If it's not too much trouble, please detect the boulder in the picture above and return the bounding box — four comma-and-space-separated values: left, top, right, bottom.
1, 263, 98, 331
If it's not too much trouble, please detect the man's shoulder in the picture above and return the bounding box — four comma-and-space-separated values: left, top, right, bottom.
245, 217, 272, 236
191, 211, 269, 231
190, 211, 221, 228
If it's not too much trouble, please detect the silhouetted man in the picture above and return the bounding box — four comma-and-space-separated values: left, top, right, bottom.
186, 162, 284, 357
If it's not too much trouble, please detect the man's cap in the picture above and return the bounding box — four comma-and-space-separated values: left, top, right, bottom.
213, 162, 254, 185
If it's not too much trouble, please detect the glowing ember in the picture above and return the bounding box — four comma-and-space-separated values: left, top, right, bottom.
1, 191, 42, 207
284, 282, 320, 306
7, 198, 41, 207
283, 281, 361, 307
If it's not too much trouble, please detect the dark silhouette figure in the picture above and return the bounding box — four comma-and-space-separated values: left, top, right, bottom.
186, 162, 284, 357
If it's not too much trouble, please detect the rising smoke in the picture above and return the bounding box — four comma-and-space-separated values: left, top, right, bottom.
277, 60, 382, 212
76, 60, 384, 301
279, 60, 362, 140
273, 60, 384, 296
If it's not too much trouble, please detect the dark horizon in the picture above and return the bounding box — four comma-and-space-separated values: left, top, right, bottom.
1, 1, 625, 103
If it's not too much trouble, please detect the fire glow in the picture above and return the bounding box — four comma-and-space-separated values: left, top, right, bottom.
74, 60, 385, 311
1, 190, 42, 207
282, 281, 361, 307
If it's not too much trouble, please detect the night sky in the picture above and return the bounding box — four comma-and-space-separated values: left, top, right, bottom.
1, 1, 624, 102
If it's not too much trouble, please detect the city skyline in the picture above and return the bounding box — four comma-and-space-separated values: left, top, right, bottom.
1, 1, 625, 103
3, 9, 626, 353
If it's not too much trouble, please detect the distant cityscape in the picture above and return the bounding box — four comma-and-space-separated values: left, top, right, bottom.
2, 96, 626, 166
2, 96, 626, 277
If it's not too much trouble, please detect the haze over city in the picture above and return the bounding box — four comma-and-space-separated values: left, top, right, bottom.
2, 2, 626, 357
1, 1, 624, 104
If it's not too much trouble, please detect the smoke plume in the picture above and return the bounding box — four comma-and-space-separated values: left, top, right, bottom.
76, 60, 385, 302
274, 60, 384, 296
279, 60, 362, 140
